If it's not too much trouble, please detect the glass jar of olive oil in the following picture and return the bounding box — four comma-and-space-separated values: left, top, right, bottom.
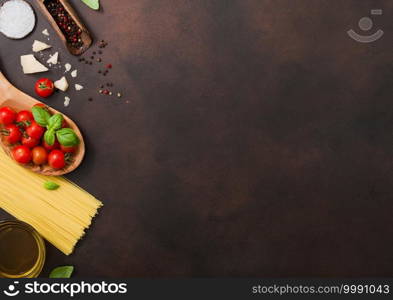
0, 220, 45, 278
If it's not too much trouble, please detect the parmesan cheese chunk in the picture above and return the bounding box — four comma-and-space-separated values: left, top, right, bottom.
20, 54, 48, 74
47, 52, 59, 65
54, 76, 69, 92
75, 84, 84, 91
32, 40, 51, 52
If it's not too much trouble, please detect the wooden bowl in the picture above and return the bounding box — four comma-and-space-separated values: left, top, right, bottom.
0, 72, 85, 176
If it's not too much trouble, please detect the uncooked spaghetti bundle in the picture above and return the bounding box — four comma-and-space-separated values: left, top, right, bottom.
0, 149, 102, 255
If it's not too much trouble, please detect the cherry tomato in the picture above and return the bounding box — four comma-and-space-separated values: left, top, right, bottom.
2, 124, 22, 144
43, 139, 60, 151
0, 107, 16, 125
61, 119, 68, 128
16, 110, 34, 126
48, 150, 65, 169
12, 145, 32, 164
22, 136, 40, 148
35, 78, 55, 98
33, 103, 47, 109
32, 146, 47, 165
26, 121, 45, 139
60, 144, 76, 153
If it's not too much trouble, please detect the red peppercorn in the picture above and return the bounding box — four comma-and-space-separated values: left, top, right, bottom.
106, 64, 112, 69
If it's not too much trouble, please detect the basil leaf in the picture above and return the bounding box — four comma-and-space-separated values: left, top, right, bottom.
49, 266, 74, 278
81, 0, 99, 10
44, 181, 60, 190
44, 129, 56, 146
32, 106, 51, 127
56, 128, 80, 147
47, 114, 63, 131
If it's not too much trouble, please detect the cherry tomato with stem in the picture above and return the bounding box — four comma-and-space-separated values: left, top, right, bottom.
22, 135, 40, 148
0, 107, 16, 125
12, 145, 32, 164
35, 78, 55, 98
48, 150, 65, 169
1, 124, 22, 144
16, 110, 34, 127
26, 121, 45, 139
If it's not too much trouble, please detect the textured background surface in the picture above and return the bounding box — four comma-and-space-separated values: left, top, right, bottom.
1, 0, 393, 277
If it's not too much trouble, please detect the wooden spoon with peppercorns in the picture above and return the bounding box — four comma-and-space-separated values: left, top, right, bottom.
37, 0, 92, 56
0, 71, 85, 176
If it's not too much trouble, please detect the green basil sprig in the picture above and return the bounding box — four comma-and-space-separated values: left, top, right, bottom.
56, 128, 80, 147
47, 114, 63, 131
44, 129, 56, 146
32, 107, 79, 147
44, 181, 60, 190
49, 266, 74, 278
32, 106, 51, 127
81, 0, 99, 10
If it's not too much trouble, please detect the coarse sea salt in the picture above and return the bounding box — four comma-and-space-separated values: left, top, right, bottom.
0, 0, 35, 39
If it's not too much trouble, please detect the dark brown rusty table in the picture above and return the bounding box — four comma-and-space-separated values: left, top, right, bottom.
1, 0, 393, 277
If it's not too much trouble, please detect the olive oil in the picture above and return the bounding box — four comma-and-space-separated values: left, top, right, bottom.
0, 220, 45, 278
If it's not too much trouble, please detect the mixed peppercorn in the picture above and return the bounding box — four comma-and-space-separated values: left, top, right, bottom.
45, 0, 83, 49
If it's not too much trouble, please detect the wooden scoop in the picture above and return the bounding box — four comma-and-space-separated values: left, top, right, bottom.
37, 0, 93, 56
0, 72, 85, 176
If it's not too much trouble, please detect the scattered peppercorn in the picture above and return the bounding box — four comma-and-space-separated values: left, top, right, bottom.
88, 97, 93, 102
106, 64, 112, 69
97, 58, 102, 62
98, 40, 108, 48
